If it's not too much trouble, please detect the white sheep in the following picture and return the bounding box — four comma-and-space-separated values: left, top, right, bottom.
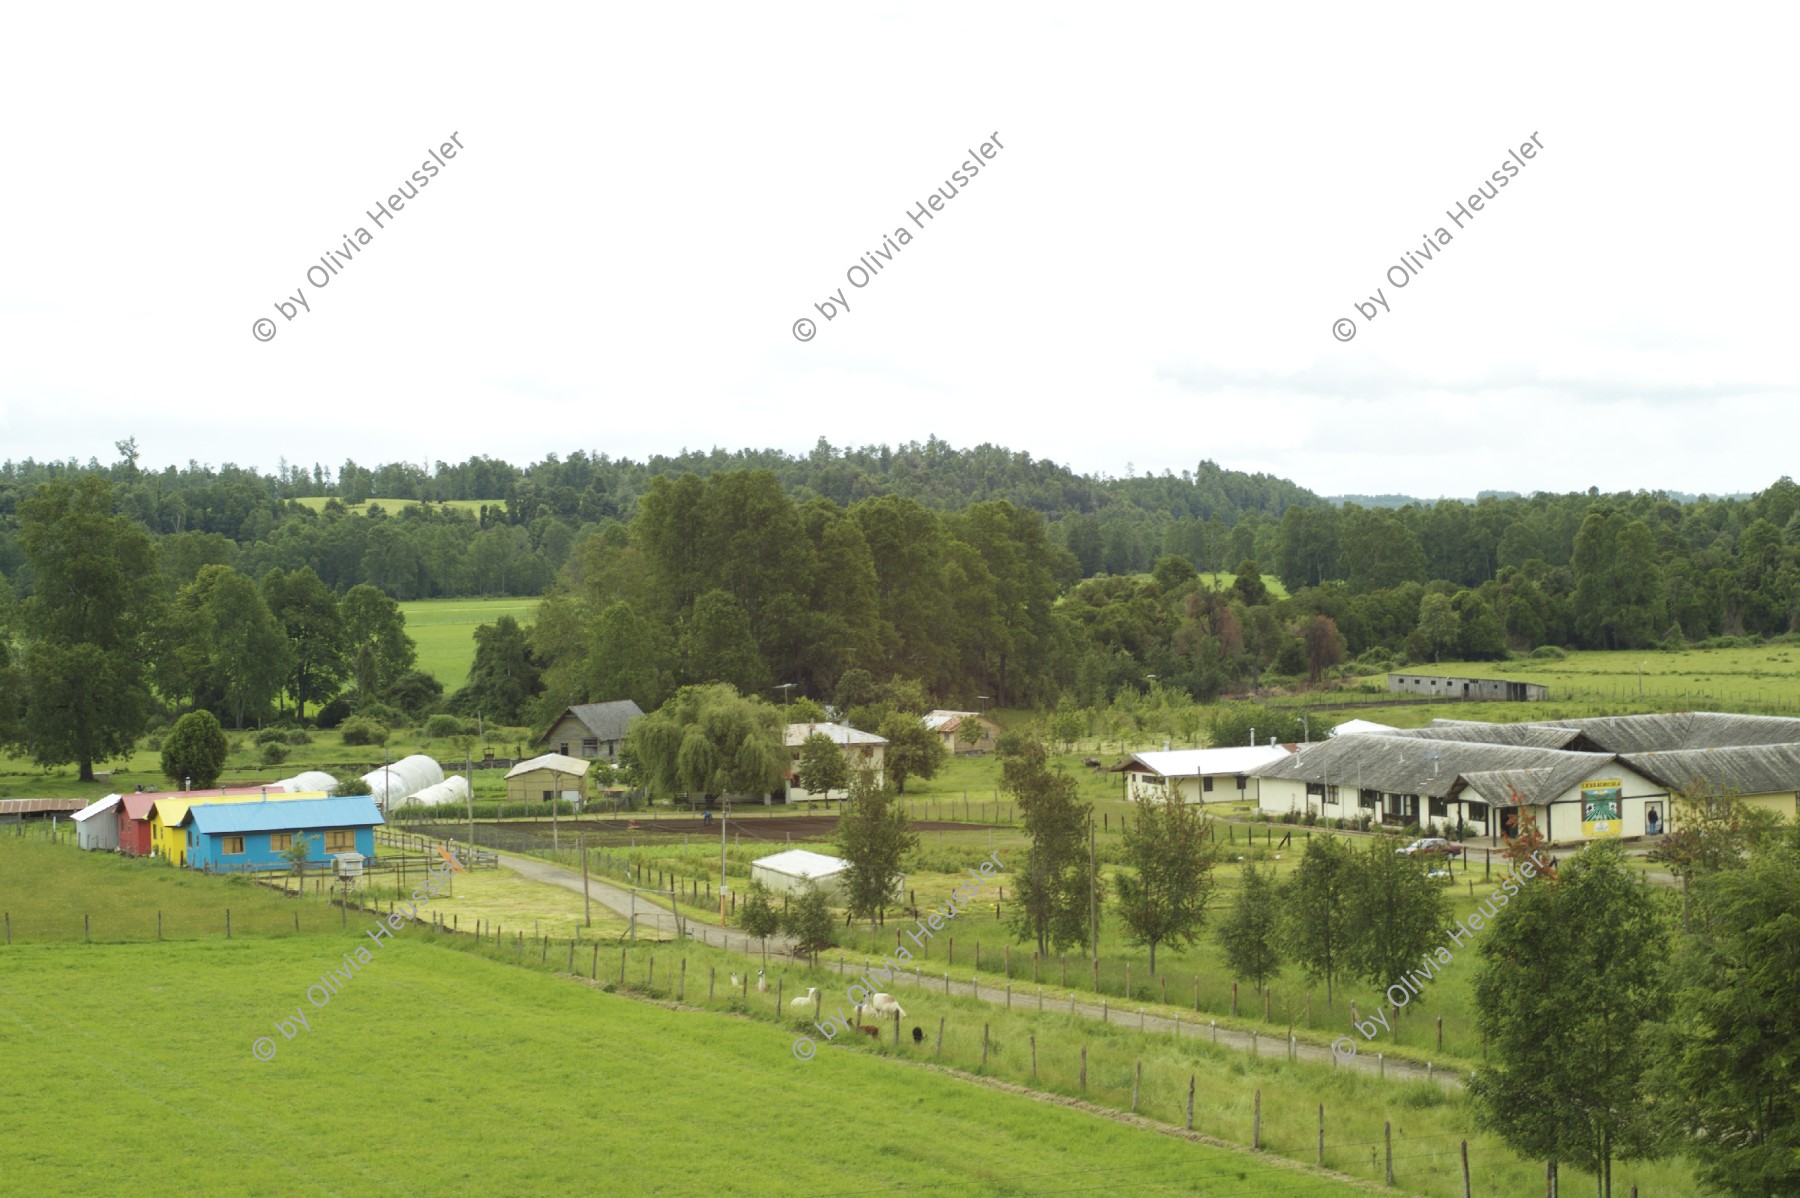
730, 973, 743, 989
755, 968, 770, 993
864, 992, 906, 1019
791, 986, 820, 1009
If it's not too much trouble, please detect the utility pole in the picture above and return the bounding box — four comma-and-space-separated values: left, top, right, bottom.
719, 800, 730, 921
465, 745, 475, 864
1089, 812, 1099, 969
581, 831, 591, 927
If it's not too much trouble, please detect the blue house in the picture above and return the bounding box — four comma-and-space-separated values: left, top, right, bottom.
182, 797, 385, 871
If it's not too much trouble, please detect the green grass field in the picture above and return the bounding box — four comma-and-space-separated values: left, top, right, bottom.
292, 496, 501, 517
399, 596, 540, 690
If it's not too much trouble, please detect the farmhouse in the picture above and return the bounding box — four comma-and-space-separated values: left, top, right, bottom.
181, 796, 385, 872
117, 788, 266, 858
1252, 711, 1800, 845
537, 700, 645, 762
922, 710, 1002, 754
781, 722, 887, 803
505, 753, 591, 806
1119, 744, 1295, 805
149, 791, 329, 867
1388, 673, 1548, 702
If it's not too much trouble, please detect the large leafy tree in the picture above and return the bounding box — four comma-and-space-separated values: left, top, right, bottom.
1470, 843, 1670, 1197
451, 614, 542, 724
206, 568, 291, 728
1279, 834, 1355, 1004
793, 731, 849, 798
1115, 793, 1216, 973
624, 684, 785, 803
1217, 861, 1283, 993
12, 476, 164, 780
834, 768, 917, 924
1342, 835, 1451, 1010
339, 583, 417, 697
1002, 738, 1100, 956
876, 711, 945, 794
161, 709, 228, 788
676, 589, 770, 695
261, 566, 347, 721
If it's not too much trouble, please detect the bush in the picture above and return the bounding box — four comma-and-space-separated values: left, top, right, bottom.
161, 711, 229, 788
254, 728, 288, 746
356, 701, 407, 729
285, 729, 312, 746
340, 716, 389, 747
314, 698, 352, 730
424, 713, 469, 739
1528, 645, 1567, 660
330, 772, 372, 797
259, 742, 290, 766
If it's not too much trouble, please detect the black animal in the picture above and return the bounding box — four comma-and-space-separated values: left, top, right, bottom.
911, 1026, 924, 1045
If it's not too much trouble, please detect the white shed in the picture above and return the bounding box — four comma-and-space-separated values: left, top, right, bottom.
276, 770, 341, 793
361, 755, 446, 810
405, 776, 472, 807
72, 794, 122, 851
749, 849, 852, 900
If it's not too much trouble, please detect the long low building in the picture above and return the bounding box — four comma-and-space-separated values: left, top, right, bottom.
1251, 711, 1800, 845
1119, 745, 1295, 805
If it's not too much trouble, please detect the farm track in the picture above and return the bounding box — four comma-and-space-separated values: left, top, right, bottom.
494, 847, 1466, 1094
484, 815, 999, 842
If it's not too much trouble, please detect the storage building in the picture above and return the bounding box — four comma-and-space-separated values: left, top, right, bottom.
504, 753, 590, 806
72, 794, 123, 851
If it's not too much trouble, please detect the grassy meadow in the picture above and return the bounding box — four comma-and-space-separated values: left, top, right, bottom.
398, 595, 540, 690
291, 496, 501, 517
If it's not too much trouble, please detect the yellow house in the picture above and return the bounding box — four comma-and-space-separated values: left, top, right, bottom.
148, 790, 326, 866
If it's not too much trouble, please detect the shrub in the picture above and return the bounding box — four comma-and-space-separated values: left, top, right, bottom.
161, 711, 229, 788
330, 772, 372, 797
340, 716, 389, 747
259, 742, 290, 766
314, 698, 352, 730
285, 729, 312, 746
254, 728, 287, 746
1528, 645, 1567, 660
425, 713, 469, 739
357, 701, 407, 729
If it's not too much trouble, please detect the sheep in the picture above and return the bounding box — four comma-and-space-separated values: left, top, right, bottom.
864, 992, 906, 1020
755, 969, 770, 993
790, 986, 820, 1009
730, 973, 743, 989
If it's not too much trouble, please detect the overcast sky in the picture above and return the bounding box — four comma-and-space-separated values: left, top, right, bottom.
3, 2, 1793, 500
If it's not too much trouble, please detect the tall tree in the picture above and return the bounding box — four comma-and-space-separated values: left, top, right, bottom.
877, 712, 946, 794
261, 566, 347, 721
677, 588, 770, 695
12, 476, 163, 780
624, 684, 785, 803
834, 768, 917, 925
793, 731, 850, 798
1217, 862, 1283, 993
1002, 739, 1100, 956
451, 614, 542, 723
161, 709, 228, 788
339, 583, 417, 693
1115, 794, 1216, 973
1280, 834, 1354, 1004
206, 568, 291, 728
1469, 843, 1670, 1197
1342, 836, 1451, 1012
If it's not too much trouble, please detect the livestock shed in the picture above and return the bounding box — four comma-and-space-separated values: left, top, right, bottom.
781, 722, 887, 803
72, 795, 122, 850
1119, 745, 1295, 805
505, 753, 590, 806
362, 756, 445, 811
182, 796, 385, 871
275, 770, 340, 794
1388, 674, 1548, 702
0, 798, 89, 825
749, 849, 868, 902
404, 775, 472, 808
538, 699, 644, 762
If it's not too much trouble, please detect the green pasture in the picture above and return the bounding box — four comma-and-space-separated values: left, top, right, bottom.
291, 496, 501, 517
399, 595, 540, 690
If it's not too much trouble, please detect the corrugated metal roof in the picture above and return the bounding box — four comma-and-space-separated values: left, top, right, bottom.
0, 798, 91, 816
504, 753, 592, 779
751, 849, 849, 877
120, 788, 265, 821
1124, 745, 1295, 778
1255, 736, 1620, 800
1624, 743, 1800, 796
783, 722, 887, 748
1388, 723, 1587, 750
188, 797, 384, 835
1540, 712, 1800, 754
150, 791, 324, 827
70, 795, 123, 822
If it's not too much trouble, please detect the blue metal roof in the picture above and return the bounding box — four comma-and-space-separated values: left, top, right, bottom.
187, 796, 385, 835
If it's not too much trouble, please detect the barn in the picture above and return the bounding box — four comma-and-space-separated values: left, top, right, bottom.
182, 796, 385, 871
72, 795, 123, 851
505, 754, 591, 806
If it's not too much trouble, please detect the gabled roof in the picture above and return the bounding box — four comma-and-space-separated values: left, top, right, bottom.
541, 700, 645, 744
188, 797, 384, 835
751, 848, 849, 878
1390, 723, 1589, 751
121, 788, 265, 822
1532, 712, 1800, 754
1123, 745, 1294, 778
1330, 718, 1398, 737
151, 791, 325, 828
1255, 735, 1620, 800
505, 753, 592, 779
1623, 742, 1800, 796
783, 722, 887, 748
72, 795, 123, 822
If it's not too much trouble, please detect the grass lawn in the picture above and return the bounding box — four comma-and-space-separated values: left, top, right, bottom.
291, 496, 501, 517
398, 596, 541, 690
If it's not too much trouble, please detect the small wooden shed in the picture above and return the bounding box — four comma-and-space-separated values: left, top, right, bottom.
504, 753, 591, 806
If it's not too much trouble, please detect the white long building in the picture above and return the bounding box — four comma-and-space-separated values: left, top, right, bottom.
1119, 744, 1295, 805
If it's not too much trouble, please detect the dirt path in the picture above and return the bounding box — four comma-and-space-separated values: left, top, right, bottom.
493, 847, 1461, 1091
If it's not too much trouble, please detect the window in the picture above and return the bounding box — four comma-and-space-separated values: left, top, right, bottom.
581, 738, 598, 756
1326, 785, 1340, 805
1201, 776, 1213, 792
558, 742, 570, 756
223, 836, 246, 855
325, 829, 355, 852
270, 833, 293, 851
1235, 775, 1247, 791
1306, 783, 1325, 798
1467, 802, 1490, 822
1428, 798, 1447, 818
1360, 790, 1378, 810
543, 790, 554, 803
860, 746, 874, 758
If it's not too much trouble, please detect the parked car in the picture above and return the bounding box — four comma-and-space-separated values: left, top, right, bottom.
1396, 837, 1463, 857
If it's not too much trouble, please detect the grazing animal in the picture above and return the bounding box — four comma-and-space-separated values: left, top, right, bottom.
865, 992, 906, 1020
755, 969, 770, 993
911, 1026, 924, 1045
791, 986, 820, 1009
852, 1005, 881, 1039
730, 973, 742, 989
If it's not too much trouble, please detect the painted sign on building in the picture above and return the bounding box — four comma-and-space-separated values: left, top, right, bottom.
1581, 779, 1622, 838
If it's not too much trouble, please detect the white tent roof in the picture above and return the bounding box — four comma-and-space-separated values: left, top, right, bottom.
1331, 718, 1399, 737
362, 755, 445, 805
751, 849, 850, 879
504, 753, 591, 779
406, 776, 471, 807
276, 770, 340, 794
72, 794, 122, 822
1126, 745, 1294, 778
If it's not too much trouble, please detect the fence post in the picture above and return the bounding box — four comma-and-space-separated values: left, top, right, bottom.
982, 1023, 989, 1067
225, 908, 231, 939
85, 914, 90, 943
1131, 1060, 1141, 1112
591, 944, 598, 980
1461, 1140, 1471, 1198
619, 946, 626, 984
1384, 1121, 1393, 1185
1080, 1044, 1087, 1089
1253, 1088, 1261, 1150
681, 959, 688, 1002
1030, 1034, 1037, 1078
1186, 1075, 1195, 1130
1318, 1104, 1324, 1165
935, 1015, 944, 1057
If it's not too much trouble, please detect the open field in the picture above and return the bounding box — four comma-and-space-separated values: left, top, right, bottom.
291, 496, 502, 517
399, 596, 541, 690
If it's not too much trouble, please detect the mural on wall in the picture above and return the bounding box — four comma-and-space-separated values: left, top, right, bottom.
1581, 779, 1622, 838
